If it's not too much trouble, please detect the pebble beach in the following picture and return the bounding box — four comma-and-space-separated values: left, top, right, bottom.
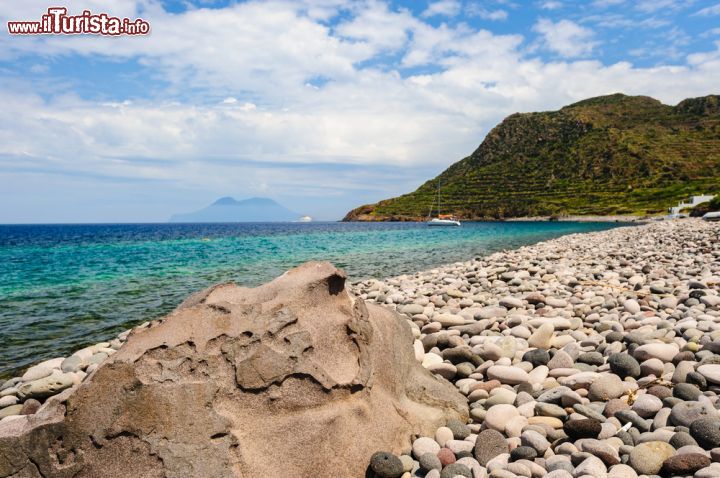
356, 218, 720, 478
3, 218, 720, 478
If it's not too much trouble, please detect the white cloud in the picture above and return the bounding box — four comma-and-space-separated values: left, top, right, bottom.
540, 1, 563, 10
694, 3, 720, 16
635, 0, 694, 13
688, 40, 720, 66
400, 20, 523, 68
422, 0, 462, 18
533, 18, 598, 58
335, 2, 415, 54
582, 13, 669, 29
591, 0, 625, 7
466, 4, 509, 20
28, 64, 49, 74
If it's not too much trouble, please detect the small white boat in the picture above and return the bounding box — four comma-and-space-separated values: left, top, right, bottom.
428, 217, 461, 227
703, 211, 720, 222
296, 215, 313, 222
426, 179, 461, 226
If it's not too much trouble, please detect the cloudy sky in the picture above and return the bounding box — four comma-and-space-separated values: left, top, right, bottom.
1, 0, 719, 222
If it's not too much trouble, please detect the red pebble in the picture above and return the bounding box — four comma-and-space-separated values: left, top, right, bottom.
437, 447, 456, 466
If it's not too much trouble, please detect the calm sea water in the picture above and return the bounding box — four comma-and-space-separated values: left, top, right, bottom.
0, 221, 626, 378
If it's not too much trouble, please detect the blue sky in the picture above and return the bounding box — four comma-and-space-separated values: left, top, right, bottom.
1, 0, 719, 222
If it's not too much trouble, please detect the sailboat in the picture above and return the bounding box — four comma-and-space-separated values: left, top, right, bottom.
427, 180, 461, 227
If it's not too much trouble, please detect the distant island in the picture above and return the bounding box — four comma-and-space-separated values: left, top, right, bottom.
170, 197, 304, 222
344, 93, 720, 221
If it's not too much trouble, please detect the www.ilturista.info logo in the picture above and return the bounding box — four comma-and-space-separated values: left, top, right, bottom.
7, 7, 150, 36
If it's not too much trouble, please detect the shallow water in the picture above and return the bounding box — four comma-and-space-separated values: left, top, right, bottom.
0, 221, 626, 377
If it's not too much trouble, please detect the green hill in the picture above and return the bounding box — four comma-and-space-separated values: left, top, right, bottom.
344, 94, 720, 221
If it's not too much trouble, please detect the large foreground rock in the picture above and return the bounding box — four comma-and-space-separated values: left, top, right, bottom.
0, 262, 467, 477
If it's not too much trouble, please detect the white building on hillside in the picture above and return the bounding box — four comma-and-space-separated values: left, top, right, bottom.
669, 194, 715, 215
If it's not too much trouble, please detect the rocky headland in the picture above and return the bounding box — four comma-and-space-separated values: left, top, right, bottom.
1, 218, 720, 478
344, 94, 720, 221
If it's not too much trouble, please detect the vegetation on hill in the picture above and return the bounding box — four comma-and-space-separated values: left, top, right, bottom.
344, 94, 720, 221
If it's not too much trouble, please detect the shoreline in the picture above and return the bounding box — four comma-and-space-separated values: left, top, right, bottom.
3, 218, 720, 477
504, 215, 650, 223
343, 215, 654, 223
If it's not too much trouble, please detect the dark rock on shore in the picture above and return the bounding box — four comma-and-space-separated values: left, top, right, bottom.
370, 452, 404, 478
662, 453, 711, 475
564, 419, 602, 439
608, 353, 641, 379
690, 418, 720, 449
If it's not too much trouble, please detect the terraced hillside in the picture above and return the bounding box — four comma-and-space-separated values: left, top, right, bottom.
344, 94, 720, 220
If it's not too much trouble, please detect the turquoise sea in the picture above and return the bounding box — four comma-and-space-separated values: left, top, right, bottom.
0, 221, 626, 378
